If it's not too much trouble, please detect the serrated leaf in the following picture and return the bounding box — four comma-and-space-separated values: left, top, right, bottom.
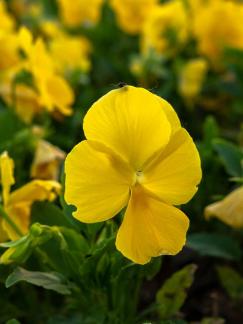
156, 264, 197, 319
187, 233, 242, 260
6, 267, 73, 295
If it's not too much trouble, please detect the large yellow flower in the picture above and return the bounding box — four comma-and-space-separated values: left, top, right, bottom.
0, 152, 61, 241
65, 86, 201, 264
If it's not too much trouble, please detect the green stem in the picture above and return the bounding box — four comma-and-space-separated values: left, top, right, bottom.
0, 203, 23, 237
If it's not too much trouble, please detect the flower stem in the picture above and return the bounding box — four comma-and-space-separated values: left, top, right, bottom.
0, 204, 23, 237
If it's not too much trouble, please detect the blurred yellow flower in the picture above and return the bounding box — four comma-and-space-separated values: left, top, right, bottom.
0, 152, 61, 241
31, 140, 65, 180
18, 27, 74, 116
193, 1, 243, 61
58, 0, 104, 28
142, 0, 189, 56
205, 187, 243, 228
0, 31, 19, 70
0, 0, 15, 31
178, 58, 208, 101
49, 33, 91, 73
65, 86, 201, 264
110, 0, 158, 34
0, 81, 41, 123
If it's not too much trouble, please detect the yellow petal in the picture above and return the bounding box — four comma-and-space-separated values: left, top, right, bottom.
4, 202, 30, 241
18, 26, 33, 55
143, 128, 201, 205
205, 187, 243, 228
116, 186, 189, 264
37, 75, 74, 115
9, 180, 61, 205
65, 140, 134, 223
153, 94, 181, 134
31, 140, 65, 180
2, 180, 61, 241
0, 221, 8, 242
0, 151, 15, 206
83, 85, 171, 170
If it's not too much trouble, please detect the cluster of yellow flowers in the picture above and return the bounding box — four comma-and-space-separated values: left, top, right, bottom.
0, 0, 91, 123
111, 0, 243, 61
111, 0, 243, 102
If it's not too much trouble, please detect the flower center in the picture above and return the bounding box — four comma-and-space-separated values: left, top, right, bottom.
134, 170, 144, 185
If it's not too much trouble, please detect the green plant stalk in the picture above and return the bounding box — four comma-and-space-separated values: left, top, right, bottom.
0, 203, 23, 237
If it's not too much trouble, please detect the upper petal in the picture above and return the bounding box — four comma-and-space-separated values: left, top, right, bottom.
64, 140, 134, 223
116, 186, 189, 264
143, 128, 202, 205
83, 86, 171, 170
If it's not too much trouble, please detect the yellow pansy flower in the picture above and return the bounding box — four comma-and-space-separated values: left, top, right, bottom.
193, 1, 243, 62
110, 0, 158, 35
58, 0, 104, 28
31, 140, 66, 180
205, 187, 243, 228
0, 152, 61, 241
65, 86, 201, 264
178, 58, 208, 102
142, 0, 189, 56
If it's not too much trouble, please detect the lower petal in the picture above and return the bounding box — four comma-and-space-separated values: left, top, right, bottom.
116, 186, 189, 264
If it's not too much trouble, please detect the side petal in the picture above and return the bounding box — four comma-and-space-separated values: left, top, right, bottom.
64, 140, 134, 223
116, 186, 189, 264
205, 186, 243, 228
83, 86, 171, 170
153, 94, 181, 134
9, 180, 61, 205
143, 128, 202, 205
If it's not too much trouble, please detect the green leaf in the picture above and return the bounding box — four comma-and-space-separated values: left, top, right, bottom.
144, 257, 162, 280
216, 266, 243, 300
187, 233, 242, 261
203, 116, 219, 146
201, 317, 225, 324
31, 201, 72, 228
213, 138, 243, 177
6, 267, 73, 295
156, 264, 197, 319
5, 319, 21, 324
